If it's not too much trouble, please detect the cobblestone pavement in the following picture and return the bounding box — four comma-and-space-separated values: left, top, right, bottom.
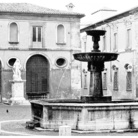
1, 103, 138, 136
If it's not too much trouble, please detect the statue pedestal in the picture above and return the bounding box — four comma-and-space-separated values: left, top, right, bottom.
9, 80, 30, 105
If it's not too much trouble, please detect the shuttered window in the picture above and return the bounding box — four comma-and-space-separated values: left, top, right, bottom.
113, 72, 118, 90
126, 72, 132, 91
103, 35, 106, 51
32, 26, 42, 42
114, 33, 118, 51
103, 72, 107, 90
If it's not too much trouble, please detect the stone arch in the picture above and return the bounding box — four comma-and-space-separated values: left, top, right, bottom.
24, 52, 52, 70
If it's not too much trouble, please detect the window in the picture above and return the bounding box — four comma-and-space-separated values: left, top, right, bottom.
10, 22, 18, 43
83, 70, 87, 89
32, 26, 42, 42
55, 57, 67, 68
32, 26, 42, 48
103, 35, 106, 51
126, 29, 132, 49
57, 24, 65, 44
82, 36, 87, 52
84, 41, 86, 52
8, 58, 17, 67
103, 72, 107, 90
114, 33, 118, 51
126, 72, 132, 91
113, 71, 118, 90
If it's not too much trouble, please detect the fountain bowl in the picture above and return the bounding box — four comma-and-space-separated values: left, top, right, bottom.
86, 30, 106, 36
73, 52, 118, 62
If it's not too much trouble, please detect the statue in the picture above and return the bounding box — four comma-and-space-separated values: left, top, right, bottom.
12, 59, 22, 81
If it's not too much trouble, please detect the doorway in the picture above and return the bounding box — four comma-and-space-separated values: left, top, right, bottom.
26, 55, 50, 100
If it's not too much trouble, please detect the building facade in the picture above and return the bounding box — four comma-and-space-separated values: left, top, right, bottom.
81, 7, 138, 100
0, 3, 84, 102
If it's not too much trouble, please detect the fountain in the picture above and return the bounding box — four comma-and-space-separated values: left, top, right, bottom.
74, 30, 118, 103
29, 30, 138, 132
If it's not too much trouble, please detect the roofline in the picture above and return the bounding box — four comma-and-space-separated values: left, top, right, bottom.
81, 6, 138, 33
91, 9, 117, 15
0, 3, 85, 18
0, 11, 85, 18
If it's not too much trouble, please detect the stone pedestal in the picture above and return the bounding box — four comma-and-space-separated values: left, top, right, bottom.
80, 61, 112, 103
88, 62, 104, 97
59, 126, 71, 136
9, 80, 30, 105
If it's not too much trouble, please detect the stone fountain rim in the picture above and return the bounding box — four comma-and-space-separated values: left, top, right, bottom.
73, 52, 118, 55
31, 100, 138, 107
73, 52, 118, 62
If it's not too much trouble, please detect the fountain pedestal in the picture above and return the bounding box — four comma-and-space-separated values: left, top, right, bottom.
9, 80, 29, 105
81, 61, 111, 102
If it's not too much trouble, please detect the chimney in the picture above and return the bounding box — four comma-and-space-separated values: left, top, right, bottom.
66, 3, 75, 12
91, 7, 117, 22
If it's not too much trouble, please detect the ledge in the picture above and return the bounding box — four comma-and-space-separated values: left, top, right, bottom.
9, 80, 26, 83
0, 48, 81, 51
9, 42, 19, 44
29, 48, 48, 51
56, 43, 66, 45
30, 99, 138, 107
125, 48, 132, 52
8, 47, 19, 50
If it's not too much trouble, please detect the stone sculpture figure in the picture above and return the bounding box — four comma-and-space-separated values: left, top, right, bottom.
12, 59, 22, 81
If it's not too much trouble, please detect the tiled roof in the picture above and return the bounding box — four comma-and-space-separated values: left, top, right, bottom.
0, 3, 84, 17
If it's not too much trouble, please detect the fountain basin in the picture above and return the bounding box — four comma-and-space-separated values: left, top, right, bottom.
30, 100, 138, 132
73, 52, 118, 62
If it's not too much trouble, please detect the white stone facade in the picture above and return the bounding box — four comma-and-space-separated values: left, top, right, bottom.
0, 3, 85, 102
81, 7, 138, 100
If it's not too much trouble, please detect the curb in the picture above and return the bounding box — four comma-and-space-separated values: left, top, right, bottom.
72, 129, 138, 134
1, 119, 138, 135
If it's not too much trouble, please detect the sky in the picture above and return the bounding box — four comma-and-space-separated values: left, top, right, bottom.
0, 0, 137, 24
0, 0, 137, 14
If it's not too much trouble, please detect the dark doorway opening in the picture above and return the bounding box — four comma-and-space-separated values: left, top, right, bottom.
26, 55, 50, 100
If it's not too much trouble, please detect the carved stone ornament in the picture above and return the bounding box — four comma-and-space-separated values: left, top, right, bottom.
112, 64, 118, 71
111, 22, 118, 32
123, 15, 133, 28
124, 63, 133, 72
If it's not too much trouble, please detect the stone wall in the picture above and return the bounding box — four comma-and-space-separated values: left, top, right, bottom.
0, 12, 82, 102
